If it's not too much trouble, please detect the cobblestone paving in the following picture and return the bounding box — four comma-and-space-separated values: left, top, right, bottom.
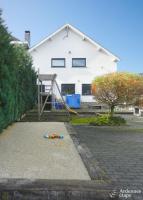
73, 123, 143, 199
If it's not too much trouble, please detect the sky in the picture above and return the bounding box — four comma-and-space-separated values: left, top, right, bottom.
1, 0, 143, 73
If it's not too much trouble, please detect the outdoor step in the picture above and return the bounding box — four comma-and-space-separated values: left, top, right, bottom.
0, 179, 116, 200
20, 114, 70, 122
26, 112, 70, 115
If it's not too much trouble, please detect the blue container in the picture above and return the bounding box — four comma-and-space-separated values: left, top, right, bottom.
66, 94, 80, 109
54, 102, 64, 109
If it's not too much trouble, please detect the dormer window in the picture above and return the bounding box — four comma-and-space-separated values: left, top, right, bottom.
72, 58, 86, 67
51, 58, 65, 68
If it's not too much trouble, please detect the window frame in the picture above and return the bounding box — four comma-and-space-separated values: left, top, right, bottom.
61, 84, 75, 96
51, 58, 65, 68
82, 84, 92, 96
72, 58, 86, 68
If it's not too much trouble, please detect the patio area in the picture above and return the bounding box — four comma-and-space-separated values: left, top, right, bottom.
0, 122, 90, 180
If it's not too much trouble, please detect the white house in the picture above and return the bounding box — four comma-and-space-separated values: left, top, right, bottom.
29, 24, 119, 103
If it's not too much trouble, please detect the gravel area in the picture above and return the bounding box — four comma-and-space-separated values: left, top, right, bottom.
0, 122, 90, 180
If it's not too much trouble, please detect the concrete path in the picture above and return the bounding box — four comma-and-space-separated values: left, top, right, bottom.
0, 122, 90, 180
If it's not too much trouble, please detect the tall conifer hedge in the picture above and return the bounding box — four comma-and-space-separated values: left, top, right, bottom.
0, 10, 37, 132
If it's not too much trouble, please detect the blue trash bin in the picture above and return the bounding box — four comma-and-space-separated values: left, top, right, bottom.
54, 101, 64, 110
66, 94, 80, 109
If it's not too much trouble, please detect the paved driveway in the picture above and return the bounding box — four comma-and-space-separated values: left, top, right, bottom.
73, 124, 143, 199
0, 122, 90, 180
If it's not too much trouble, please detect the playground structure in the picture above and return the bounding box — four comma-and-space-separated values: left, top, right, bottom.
37, 72, 78, 119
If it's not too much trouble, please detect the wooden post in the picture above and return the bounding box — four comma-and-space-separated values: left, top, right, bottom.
51, 79, 54, 110
40, 80, 42, 109
55, 80, 70, 117
37, 69, 40, 120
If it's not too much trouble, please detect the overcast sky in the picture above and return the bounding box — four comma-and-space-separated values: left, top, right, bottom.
1, 0, 143, 73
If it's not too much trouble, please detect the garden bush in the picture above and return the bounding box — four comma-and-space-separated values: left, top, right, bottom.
0, 10, 37, 132
71, 114, 126, 126
89, 114, 126, 126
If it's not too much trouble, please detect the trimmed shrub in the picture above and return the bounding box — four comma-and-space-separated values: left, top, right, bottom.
89, 115, 126, 126
0, 10, 37, 132
71, 114, 126, 126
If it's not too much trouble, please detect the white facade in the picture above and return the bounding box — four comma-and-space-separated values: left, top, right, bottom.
29, 24, 119, 102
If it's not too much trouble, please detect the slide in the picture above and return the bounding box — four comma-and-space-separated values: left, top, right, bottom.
65, 104, 78, 115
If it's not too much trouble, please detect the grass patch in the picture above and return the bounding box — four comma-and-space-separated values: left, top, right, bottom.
70, 114, 126, 126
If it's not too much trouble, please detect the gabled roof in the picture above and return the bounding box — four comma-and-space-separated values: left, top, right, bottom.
29, 24, 120, 62
10, 35, 29, 47
11, 35, 20, 41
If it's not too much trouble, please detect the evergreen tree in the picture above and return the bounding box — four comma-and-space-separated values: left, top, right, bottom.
0, 9, 37, 132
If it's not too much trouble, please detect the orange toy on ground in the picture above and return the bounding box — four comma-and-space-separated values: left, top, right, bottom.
44, 133, 64, 139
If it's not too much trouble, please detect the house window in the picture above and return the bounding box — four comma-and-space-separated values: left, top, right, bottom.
72, 58, 86, 67
82, 84, 91, 95
51, 58, 65, 67
61, 84, 75, 95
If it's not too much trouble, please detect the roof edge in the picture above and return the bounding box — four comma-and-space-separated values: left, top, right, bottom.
29, 24, 120, 61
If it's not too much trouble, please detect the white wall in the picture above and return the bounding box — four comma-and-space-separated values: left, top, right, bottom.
30, 27, 117, 102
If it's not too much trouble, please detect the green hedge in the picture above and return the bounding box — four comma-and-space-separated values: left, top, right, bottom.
0, 10, 37, 132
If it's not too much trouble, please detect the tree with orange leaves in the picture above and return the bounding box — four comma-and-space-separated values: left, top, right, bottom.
92, 72, 143, 116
